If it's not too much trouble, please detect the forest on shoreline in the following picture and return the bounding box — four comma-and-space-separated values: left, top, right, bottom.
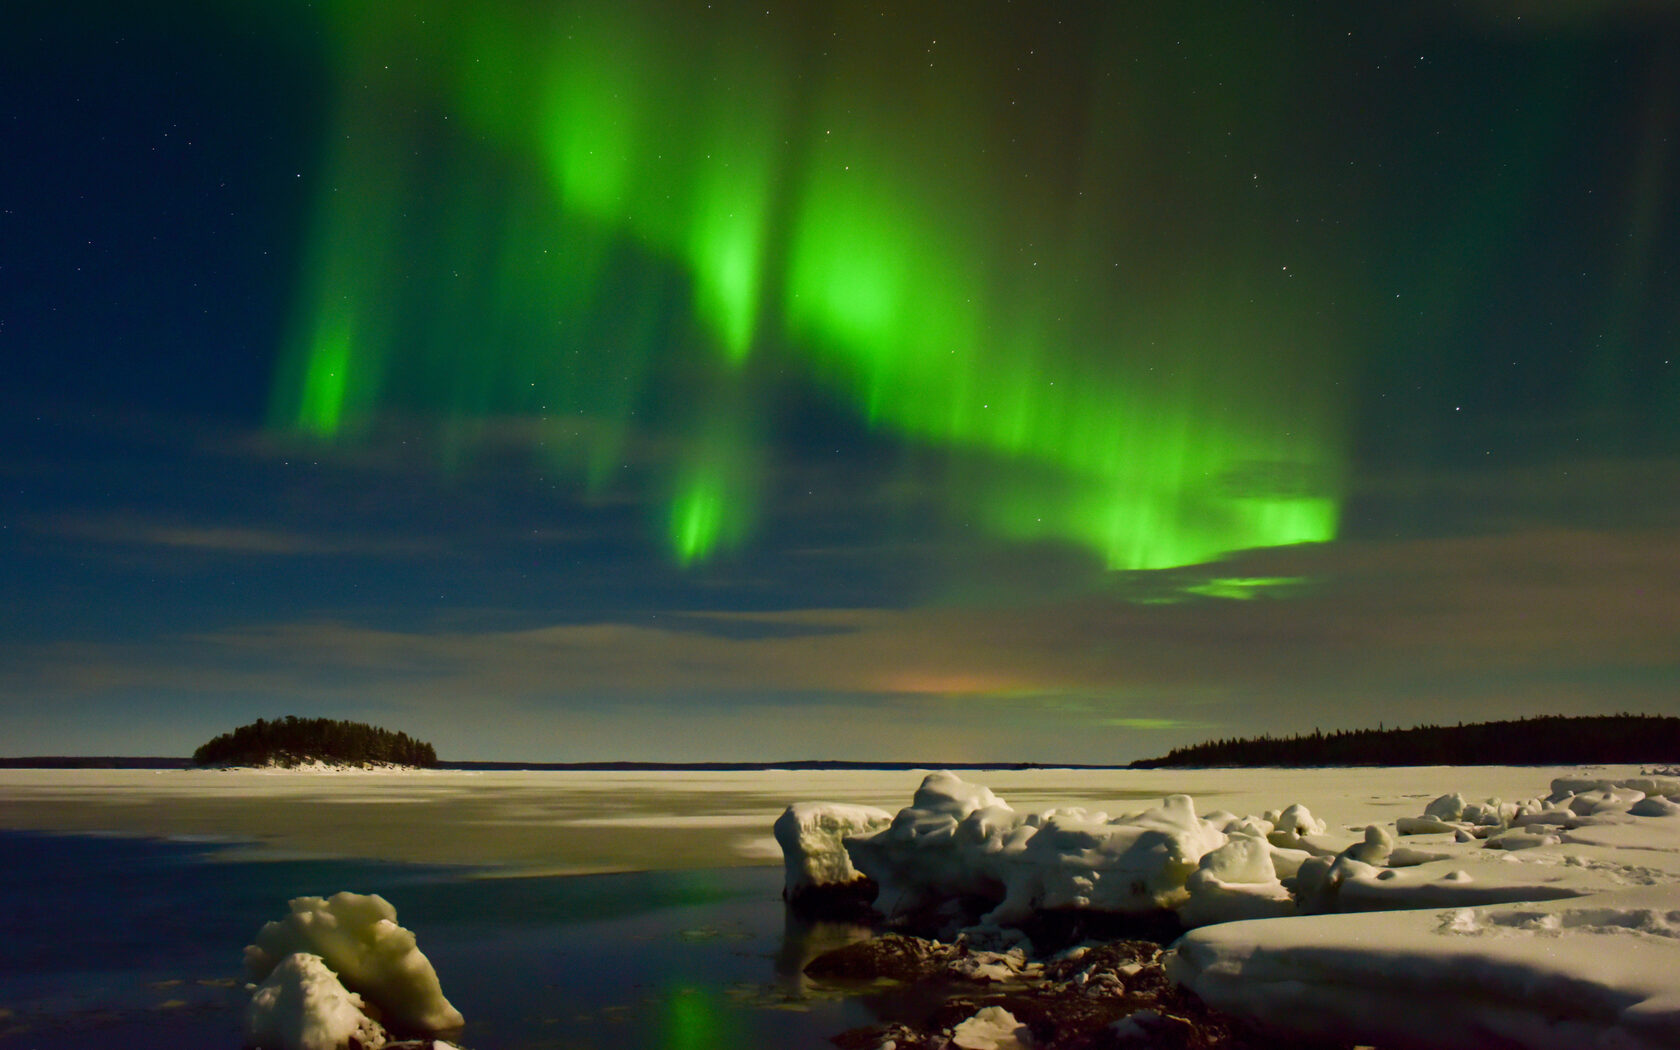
1130, 714, 1680, 768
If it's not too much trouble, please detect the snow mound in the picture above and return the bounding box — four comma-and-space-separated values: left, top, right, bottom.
245, 892, 464, 1034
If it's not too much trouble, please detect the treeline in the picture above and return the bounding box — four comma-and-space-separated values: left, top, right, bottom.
1130, 714, 1680, 768
191, 716, 438, 768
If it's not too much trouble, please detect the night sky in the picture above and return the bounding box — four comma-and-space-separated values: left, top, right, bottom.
3, 1, 1676, 762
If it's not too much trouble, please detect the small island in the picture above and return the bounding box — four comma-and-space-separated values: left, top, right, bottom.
191, 716, 439, 769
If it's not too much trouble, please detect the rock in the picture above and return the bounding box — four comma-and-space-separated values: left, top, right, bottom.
804, 933, 1033, 984
810, 934, 1266, 1050
1097, 1008, 1202, 1048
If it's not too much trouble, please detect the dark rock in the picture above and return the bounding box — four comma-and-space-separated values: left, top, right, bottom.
804, 933, 1032, 984
813, 934, 1286, 1050
830, 1021, 943, 1050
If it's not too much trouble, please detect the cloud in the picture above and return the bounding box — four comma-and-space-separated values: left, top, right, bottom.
34, 514, 436, 558
1095, 718, 1209, 731
4, 520, 1675, 760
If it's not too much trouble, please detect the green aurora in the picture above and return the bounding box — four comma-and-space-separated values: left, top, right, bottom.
270, 1, 1348, 571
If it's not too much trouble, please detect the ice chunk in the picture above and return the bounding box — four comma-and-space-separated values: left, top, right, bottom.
1621, 776, 1680, 798
1343, 825, 1393, 866
843, 776, 1232, 925
1570, 787, 1647, 816
774, 802, 893, 900
1396, 814, 1460, 835
949, 1005, 1034, 1050
985, 795, 1228, 922
246, 952, 387, 1050
1180, 832, 1294, 927
1630, 797, 1680, 818
845, 774, 1019, 911
1461, 799, 1508, 826
1266, 803, 1335, 855
1272, 803, 1326, 837
1424, 792, 1467, 821
908, 770, 1009, 821
1484, 827, 1562, 851
1196, 830, 1276, 885
245, 892, 464, 1034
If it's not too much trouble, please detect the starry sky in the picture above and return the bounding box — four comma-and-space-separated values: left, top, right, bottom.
3, 0, 1677, 762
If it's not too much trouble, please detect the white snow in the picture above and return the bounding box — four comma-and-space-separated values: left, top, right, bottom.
245, 892, 464, 1034
773, 801, 894, 899
246, 952, 388, 1050
837, 777, 1260, 926
810, 772, 1294, 927
948, 1005, 1034, 1050
1177, 829, 1295, 927
1169, 885, 1680, 1050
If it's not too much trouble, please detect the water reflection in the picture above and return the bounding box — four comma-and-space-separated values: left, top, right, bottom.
660, 984, 733, 1050
1, 832, 906, 1050
775, 910, 876, 993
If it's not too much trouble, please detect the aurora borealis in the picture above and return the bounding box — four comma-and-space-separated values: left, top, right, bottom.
2, 1, 1677, 760
270, 0, 1348, 571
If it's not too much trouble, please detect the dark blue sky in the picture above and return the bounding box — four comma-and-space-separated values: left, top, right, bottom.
3, 1, 1677, 760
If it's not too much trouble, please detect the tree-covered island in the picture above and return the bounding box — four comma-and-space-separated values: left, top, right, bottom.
191, 716, 438, 768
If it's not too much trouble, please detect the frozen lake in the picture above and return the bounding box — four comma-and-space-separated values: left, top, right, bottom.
0, 765, 1614, 872
0, 764, 1665, 1048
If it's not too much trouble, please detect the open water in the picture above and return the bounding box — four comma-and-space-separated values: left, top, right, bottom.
0, 830, 880, 1050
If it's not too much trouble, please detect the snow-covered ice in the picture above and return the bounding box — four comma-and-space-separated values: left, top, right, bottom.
1168, 772, 1680, 1049
788, 771, 1287, 928
246, 891, 464, 1035
783, 768, 1680, 1049
774, 800, 893, 901
1169, 885, 1680, 1050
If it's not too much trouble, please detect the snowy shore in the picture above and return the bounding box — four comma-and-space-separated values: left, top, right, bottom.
780, 767, 1680, 1049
